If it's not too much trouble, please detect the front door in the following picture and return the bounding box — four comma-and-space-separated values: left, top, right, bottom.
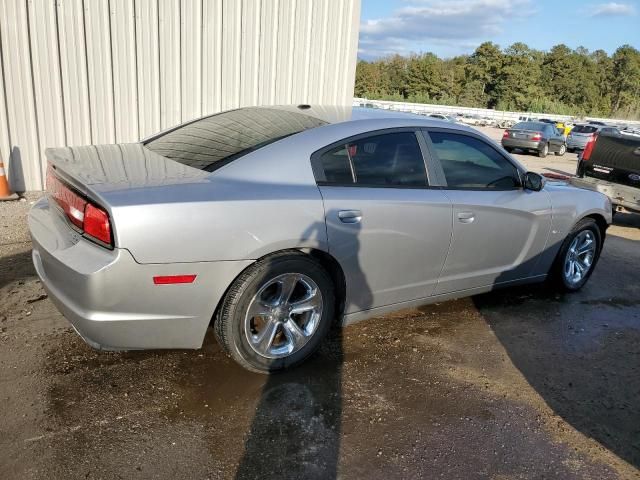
423, 129, 552, 295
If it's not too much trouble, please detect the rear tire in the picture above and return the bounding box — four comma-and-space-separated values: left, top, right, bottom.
550, 218, 602, 292
538, 143, 549, 158
214, 252, 335, 373
555, 144, 567, 156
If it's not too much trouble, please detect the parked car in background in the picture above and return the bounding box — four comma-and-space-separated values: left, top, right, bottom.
567, 124, 619, 152
573, 129, 640, 214
428, 113, 457, 123
29, 106, 611, 373
501, 121, 567, 158
459, 114, 484, 126
588, 120, 607, 126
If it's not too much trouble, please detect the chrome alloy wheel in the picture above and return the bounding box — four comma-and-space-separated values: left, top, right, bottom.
563, 230, 596, 285
244, 273, 323, 359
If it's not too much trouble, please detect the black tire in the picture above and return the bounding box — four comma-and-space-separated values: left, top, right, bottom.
554, 144, 567, 156
214, 252, 335, 373
550, 218, 602, 292
504, 146, 513, 153
538, 143, 549, 158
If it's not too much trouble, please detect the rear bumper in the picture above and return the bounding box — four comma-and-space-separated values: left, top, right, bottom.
29, 197, 251, 350
570, 176, 640, 213
501, 138, 542, 150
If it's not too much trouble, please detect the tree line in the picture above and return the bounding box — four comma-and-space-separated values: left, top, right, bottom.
355, 42, 640, 119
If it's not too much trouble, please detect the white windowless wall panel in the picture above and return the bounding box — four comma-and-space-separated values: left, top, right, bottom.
0, 0, 360, 191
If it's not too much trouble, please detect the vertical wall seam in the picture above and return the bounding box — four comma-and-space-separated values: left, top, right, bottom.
24, 0, 44, 188
0, 9, 13, 160
178, 0, 182, 121
199, 0, 202, 114
132, 0, 140, 139
156, 0, 161, 131
106, 0, 117, 142
80, 0, 93, 143
53, 0, 68, 146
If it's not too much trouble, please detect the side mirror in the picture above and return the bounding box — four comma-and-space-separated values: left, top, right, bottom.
523, 171, 545, 191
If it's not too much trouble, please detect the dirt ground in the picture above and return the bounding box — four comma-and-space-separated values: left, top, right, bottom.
1, 151, 639, 479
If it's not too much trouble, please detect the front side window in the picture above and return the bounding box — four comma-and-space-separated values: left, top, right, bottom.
428, 131, 520, 189
317, 131, 428, 187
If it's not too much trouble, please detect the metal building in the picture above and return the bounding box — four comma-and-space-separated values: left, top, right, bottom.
0, 0, 361, 191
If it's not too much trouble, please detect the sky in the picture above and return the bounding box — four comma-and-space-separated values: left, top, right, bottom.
358, 0, 640, 59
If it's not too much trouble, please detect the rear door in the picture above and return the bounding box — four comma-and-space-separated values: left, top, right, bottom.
546, 125, 564, 152
312, 129, 453, 314
422, 129, 552, 294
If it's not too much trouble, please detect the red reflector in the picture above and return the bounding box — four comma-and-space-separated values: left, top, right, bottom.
153, 275, 197, 285
502, 130, 509, 138
84, 204, 112, 245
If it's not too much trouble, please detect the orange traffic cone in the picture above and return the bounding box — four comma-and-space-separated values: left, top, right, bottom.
0, 155, 17, 200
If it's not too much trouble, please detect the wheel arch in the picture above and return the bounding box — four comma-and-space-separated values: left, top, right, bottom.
581, 213, 608, 246
210, 247, 347, 329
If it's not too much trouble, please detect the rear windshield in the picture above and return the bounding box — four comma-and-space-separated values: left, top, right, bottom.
513, 122, 545, 131
572, 125, 598, 134
144, 107, 327, 171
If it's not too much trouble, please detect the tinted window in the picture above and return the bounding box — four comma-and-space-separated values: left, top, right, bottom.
429, 132, 520, 189
513, 122, 546, 131
318, 132, 427, 187
144, 107, 327, 171
572, 125, 598, 134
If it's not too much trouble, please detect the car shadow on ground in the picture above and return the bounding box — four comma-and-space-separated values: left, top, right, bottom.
234, 216, 371, 480
473, 230, 640, 469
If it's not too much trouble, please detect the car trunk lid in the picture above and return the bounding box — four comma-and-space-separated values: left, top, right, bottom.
46, 143, 209, 197
506, 129, 541, 140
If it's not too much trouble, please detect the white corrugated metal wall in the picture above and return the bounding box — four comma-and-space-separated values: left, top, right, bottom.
0, 0, 361, 191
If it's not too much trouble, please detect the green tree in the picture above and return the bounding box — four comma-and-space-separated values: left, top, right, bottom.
610, 45, 640, 117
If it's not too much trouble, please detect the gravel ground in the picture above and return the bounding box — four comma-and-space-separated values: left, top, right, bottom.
1, 149, 639, 479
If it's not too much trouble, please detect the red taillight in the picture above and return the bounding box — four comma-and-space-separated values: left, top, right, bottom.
153, 275, 197, 285
47, 166, 113, 247
502, 130, 510, 138
84, 204, 112, 245
531, 133, 542, 141
582, 134, 598, 161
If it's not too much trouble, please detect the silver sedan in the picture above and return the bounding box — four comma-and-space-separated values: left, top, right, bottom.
29, 105, 612, 372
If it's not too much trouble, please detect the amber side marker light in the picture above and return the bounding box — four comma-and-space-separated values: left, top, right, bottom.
153, 275, 197, 285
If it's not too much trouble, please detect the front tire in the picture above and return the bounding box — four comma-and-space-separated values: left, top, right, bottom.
550, 218, 602, 292
555, 144, 567, 156
214, 253, 335, 373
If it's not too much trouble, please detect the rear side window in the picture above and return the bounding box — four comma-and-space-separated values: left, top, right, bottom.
317, 132, 428, 187
144, 107, 327, 171
572, 125, 598, 134
428, 132, 520, 189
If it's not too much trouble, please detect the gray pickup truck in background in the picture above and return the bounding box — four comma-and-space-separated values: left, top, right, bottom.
572, 131, 640, 214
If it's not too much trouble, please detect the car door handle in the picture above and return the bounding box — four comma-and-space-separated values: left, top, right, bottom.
457, 211, 475, 223
338, 210, 362, 224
